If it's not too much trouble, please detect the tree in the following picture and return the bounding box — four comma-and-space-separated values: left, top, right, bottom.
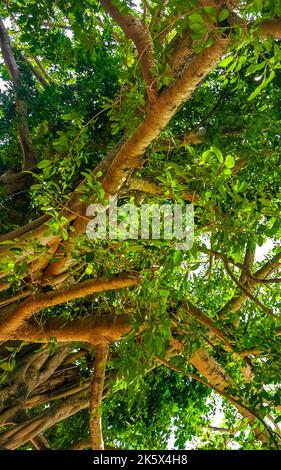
0, 0, 280, 450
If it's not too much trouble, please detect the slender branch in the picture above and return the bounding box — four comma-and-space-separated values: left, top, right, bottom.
34, 56, 53, 83
23, 55, 49, 87
200, 246, 281, 285
127, 176, 196, 201
254, 251, 281, 280
0, 214, 50, 244
223, 260, 280, 320
182, 301, 234, 352
189, 348, 279, 446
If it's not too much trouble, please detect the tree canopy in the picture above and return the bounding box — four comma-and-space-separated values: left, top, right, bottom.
0, 0, 280, 451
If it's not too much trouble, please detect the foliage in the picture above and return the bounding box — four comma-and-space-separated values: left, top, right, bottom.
0, 0, 280, 451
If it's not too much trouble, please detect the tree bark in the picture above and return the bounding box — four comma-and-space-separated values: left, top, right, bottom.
90, 343, 109, 450
0, 276, 138, 334
0, 20, 36, 170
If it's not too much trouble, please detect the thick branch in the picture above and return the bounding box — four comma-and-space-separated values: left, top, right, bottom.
103, 38, 228, 194
90, 343, 109, 450
31, 434, 49, 450
0, 19, 20, 86
0, 276, 138, 334
0, 315, 131, 345
260, 19, 281, 39
0, 19, 36, 170
239, 240, 255, 283
167, 29, 193, 80
100, 0, 157, 103
0, 395, 88, 449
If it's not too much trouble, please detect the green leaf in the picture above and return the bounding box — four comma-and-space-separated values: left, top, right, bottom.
203, 6, 217, 17
247, 85, 263, 101
218, 8, 229, 22
38, 160, 52, 169
62, 228, 69, 241
219, 55, 233, 68
173, 251, 183, 266
254, 0, 263, 11
86, 252, 95, 263
266, 70, 275, 84
212, 146, 224, 164
189, 12, 205, 25
225, 155, 235, 168
159, 290, 170, 297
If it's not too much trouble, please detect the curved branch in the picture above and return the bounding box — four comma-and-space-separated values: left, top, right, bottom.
100, 0, 157, 104
217, 251, 281, 319
223, 260, 279, 320
0, 276, 138, 334
0, 394, 88, 449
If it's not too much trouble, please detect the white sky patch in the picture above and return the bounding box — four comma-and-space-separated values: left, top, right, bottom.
64, 28, 73, 40
0, 77, 7, 91
255, 238, 275, 262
